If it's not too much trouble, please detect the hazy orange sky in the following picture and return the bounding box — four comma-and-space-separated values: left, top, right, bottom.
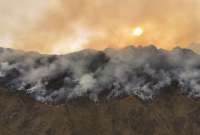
0, 0, 200, 54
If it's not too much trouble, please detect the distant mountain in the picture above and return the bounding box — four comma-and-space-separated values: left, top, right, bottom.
0, 45, 200, 103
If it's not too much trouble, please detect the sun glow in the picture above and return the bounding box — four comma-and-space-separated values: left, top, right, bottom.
131, 27, 144, 37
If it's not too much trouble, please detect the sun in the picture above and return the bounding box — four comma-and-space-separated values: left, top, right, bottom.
131, 26, 144, 37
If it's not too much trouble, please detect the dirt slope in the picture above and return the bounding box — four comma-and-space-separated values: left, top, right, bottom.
0, 88, 200, 135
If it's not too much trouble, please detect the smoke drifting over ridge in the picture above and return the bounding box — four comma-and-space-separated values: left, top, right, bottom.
0, 46, 200, 103
0, 0, 200, 54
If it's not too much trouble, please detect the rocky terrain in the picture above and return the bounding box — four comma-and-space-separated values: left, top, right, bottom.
0, 86, 200, 135
1, 46, 200, 135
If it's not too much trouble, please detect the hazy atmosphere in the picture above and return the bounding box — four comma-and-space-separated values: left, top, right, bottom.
0, 0, 200, 54
1, 1, 200, 135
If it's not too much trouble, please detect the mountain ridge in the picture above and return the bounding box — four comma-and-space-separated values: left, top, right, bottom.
1, 46, 200, 135
0, 45, 200, 103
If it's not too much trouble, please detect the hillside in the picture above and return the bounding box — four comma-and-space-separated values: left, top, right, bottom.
0, 87, 200, 135
1, 46, 200, 135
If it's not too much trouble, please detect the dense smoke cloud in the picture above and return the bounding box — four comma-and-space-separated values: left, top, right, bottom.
188, 43, 200, 54
0, 0, 200, 53
0, 46, 200, 103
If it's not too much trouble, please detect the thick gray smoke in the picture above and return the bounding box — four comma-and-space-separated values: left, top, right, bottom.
0, 45, 200, 103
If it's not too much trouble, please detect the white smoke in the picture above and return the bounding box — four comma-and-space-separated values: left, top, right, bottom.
0, 45, 200, 103
188, 43, 200, 54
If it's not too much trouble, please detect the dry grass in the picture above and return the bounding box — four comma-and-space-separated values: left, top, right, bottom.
0, 88, 200, 135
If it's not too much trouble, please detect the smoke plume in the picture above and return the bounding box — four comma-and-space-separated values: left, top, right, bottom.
0, 46, 200, 103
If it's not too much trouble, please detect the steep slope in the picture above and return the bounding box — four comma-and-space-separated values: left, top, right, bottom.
0, 87, 200, 135
1, 46, 200, 135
